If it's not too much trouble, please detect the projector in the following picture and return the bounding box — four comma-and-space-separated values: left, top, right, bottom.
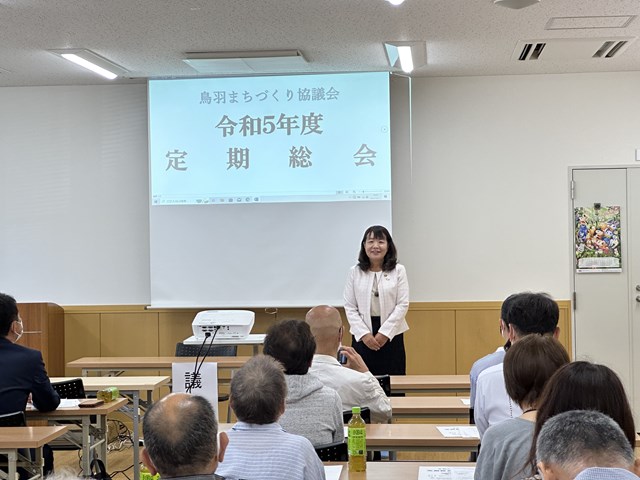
192, 310, 255, 339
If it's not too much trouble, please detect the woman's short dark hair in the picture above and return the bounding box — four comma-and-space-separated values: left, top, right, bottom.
263, 319, 316, 375
503, 334, 569, 408
357, 225, 398, 272
526, 361, 636, 472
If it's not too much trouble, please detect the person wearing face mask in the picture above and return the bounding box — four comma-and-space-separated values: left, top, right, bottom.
0, 292, 60, 416
344, 225, 409, 376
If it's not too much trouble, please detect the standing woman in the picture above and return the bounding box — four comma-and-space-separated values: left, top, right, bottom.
344, 225, 409, 375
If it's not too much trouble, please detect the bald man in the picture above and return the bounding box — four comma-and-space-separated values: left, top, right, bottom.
142, 393, 227, 480
306, 305, 391, 423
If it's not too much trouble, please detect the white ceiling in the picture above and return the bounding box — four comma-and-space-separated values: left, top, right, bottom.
2, 0, 640, 87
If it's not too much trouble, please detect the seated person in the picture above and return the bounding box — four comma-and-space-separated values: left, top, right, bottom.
0, 292, 60, 414
305, 305, 391, 423
474, 334, 569, 480
215, 355, 325, 480
524, 361, 637, 478
0, 293, 59, 476
142, 393, 226, 479
536, 410, 640, 480
469, 293, 519, 410
475, 292, 560, 437
263, 319, 343, 446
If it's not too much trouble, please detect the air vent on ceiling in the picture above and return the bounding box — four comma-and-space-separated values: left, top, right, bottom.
512, 37, 636, 61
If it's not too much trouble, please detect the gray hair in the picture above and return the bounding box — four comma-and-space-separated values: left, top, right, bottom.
537, 410, 635, 475
230, 355, 286, 424
143, 393, 218, 477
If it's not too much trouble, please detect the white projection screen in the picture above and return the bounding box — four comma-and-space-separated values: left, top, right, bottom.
148, 72, 392, 307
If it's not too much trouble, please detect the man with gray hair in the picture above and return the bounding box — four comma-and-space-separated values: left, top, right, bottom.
536, 410, 640, 480
215, 355, 325, 480
142, 392, 227, 479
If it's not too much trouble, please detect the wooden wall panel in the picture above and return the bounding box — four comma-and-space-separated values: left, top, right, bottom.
456, 307, 503, 375
405, 309, 456, 375
62, 301, 572, 377
64, 313, 101, 376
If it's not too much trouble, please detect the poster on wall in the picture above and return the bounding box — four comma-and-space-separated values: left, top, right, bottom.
575, 205, 622, 273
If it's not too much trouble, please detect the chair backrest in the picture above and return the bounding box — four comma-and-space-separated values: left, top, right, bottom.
314, 441, 348, 462
375, 374, 391, 397
52, 378, 86, 399
343, 407, 371, 424
175, 342, 237, 357
0, 411, 26, 427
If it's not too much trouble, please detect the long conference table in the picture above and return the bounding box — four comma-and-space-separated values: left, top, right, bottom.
219, 423, 481, 453
27, 397, 128, 477
0, 426, 69, 480
50, 376, 171, 480
390, 396, 470, 420
329, 461, 476, 480
67, 357, 471, 395
67, 356, 252, 377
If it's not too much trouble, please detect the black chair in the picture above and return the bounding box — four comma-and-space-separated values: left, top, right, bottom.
175, 342, 237, 357
0, 411, 26, 427
314, 441, 348, 462
343, 407, 371, 424
51, 378, 86, 399
50, 379, 87, 452
374, 375, 391, 397
175, 342, 237, 420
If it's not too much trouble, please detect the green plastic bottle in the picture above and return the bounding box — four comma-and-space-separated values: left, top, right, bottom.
348, 406, 366, 472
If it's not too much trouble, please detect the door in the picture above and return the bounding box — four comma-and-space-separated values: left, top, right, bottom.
571, 167, 637, 419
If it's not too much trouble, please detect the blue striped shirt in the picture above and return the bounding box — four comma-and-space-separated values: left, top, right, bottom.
216, 422, 325, 480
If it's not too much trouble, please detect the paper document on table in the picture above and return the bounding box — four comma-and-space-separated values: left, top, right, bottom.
324, 465, 343, 480
418, 466, 475, 479
460, 398, 470, 406
59, 399, 81, 408
436, 426, 479, 438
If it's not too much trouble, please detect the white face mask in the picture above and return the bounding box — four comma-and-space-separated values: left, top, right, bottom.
13, 319, 23, 342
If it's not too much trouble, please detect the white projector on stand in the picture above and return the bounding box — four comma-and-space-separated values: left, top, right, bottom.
191, 310, 255, 340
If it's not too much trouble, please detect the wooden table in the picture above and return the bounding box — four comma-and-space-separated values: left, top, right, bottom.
390, 375, 470, 394
329, 461, 476, 479
27, 397, 128, 477
390, 396, 470, 420
50, 376, 170, 480
0, 426, 69, 480
68, 356, 251, 377
219, 423, 480, 453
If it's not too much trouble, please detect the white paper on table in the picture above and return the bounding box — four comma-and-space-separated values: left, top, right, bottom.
460, 398, 471, 406
343, 426, 348, 438
324, 465, 343, 480
436, 426, 479, 438
418, 466, 475, 479
59, 399, 81, 408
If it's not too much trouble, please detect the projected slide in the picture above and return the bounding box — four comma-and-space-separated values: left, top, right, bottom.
149, 72, 390, 205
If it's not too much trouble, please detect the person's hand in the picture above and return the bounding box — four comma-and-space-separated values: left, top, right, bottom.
361, 333, 381, 351
339, 346, 369, 373
374, 332, 389, 348
27, 393, 33, 404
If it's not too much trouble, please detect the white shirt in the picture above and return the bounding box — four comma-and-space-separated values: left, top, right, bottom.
343, 264, 409, 341
575, 468, 640, 480
309, 353, 392, 423
474, 362, 522, 438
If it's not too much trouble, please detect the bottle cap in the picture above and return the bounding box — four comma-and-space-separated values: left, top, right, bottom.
352, 406, 361, 414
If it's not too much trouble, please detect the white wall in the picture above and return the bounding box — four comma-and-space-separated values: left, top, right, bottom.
394, 72, 640, 301
3, 73, 640, 305
0, 84, 149, 305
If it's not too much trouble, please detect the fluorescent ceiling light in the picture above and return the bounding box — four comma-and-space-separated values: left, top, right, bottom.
384, 42, 426, 74
183, 50, 308, 74
49, 49, 128, 80
386, 0, 406, 5
494, 0, 540, 9
397, 46, 414, 73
